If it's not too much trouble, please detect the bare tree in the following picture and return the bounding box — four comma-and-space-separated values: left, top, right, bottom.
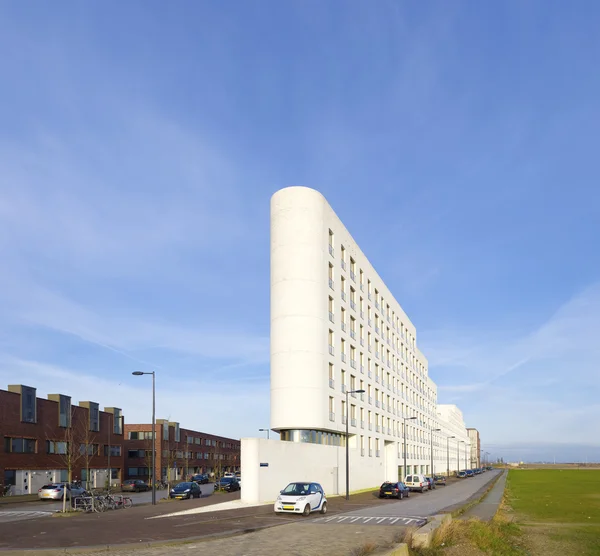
144, 438, 155, 485
46, 410, 85, 512
79, 423, 97, 492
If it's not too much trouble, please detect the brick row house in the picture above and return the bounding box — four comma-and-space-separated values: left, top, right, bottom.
124, 420, 240, 483
0, 385, 125, 495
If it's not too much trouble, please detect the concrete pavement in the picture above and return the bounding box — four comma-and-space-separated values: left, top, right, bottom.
460, 469, 507, 521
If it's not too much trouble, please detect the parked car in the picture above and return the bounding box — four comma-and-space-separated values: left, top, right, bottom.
474, 468, 482, 475
121, 479, 150, 492
38, 483, 86, 500
169, 481, 202, 499
378, 481, 410, 499
274, 482, 327, 516
486, 466, 493, 471
457, 471, 467, 478
403, 475, 429, 493
191, 474, 209, 485
223, 472, 235, 478
236, 476, 242, 487
433, 475, 447, 486
214, 477, 240, 492
424, 477, 436, 490
465, 469, 475, 477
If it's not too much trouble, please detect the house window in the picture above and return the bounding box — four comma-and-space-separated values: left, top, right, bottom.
128, 449, 145, 458
58, 395, 71, 428
174, 424, 180, 442
113, 408, 123, 435
104, 445, 122, 456
21, 386, 37, 423
5, 437, 36, 453
89, 402, 100, 432
46, 440, 67, 454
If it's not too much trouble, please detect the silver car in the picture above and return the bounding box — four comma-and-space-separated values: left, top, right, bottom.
38, 483, 86, 500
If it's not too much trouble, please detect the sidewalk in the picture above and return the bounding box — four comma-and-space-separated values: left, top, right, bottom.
459, 469, 507, 521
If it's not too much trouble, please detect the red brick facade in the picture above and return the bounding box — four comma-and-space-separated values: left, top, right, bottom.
1, 386, 125, 495
124, 420, 240, 483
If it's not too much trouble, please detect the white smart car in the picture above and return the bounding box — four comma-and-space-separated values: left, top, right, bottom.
274, 482, 327, 516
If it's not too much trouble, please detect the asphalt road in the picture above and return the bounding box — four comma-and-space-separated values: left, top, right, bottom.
347, 469, 502, 518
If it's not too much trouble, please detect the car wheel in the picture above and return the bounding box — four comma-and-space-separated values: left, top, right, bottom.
378, 494, 384, 498
421, 487, 426, 493
406, 492, 410, 498
302, 504, 311, 517
398, 492, 403, 500
320, 502, 327, 515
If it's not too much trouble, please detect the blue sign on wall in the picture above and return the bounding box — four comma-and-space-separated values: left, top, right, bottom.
260, 463, 269, 467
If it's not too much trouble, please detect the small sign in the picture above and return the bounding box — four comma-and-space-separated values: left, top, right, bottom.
260, 463, 269, 467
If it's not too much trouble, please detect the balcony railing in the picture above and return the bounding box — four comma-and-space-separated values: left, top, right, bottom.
329, 312, 334, 323
329, 345, 334, 355
368, 396, 373, 404
350, 359, 356, 369
341, 291, 346, 301
361, 448, 365, 456
329, 412, 335, 422
376, 450, 381, 457
341, 322, 346, 332
368, 424, 372, 431
350, 330, 356, 340
329, 244, 334, 256
341, 353, 347, 362
360, 365, 364, 374
351, 418, 357, 427
361, 420, 365, 428
329, 278, 334, 290
341, 260, 346, 270
350, 300, 356, 310
342, 415, 347, 424
350, 271, 356, 282
341, 384, 347, 393
329, 378, 335, 389
376, 425, 381, 432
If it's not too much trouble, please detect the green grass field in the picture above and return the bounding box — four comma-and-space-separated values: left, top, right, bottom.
506, 469, 600, 555
506, 469, 600, 523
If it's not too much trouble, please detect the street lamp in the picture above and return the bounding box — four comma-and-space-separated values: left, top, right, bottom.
402, 416, 417, 480
446, 436, 455, 478
132, 371, 156, 505
258, 428, 270, 440
430, 428, 441, 477
345, 389, 365, 500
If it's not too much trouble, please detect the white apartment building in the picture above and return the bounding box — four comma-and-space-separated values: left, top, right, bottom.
242, 186, 472, 503
437, 405, 471, 474
467, 428, 480, 468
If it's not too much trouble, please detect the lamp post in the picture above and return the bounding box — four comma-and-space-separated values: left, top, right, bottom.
107, 412, 112, 493
446, 435, 455, 478
258, 428, 270, 440
430, 428, 441, 477
403, 416, 417, 479
132, 371, 156, 505
345, 389, 365, 500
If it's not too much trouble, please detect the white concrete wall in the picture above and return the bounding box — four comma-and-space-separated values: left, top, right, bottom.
241, 437, 391, 504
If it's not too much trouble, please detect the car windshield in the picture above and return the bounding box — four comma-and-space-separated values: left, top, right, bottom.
174, 482, 192, 489
380, 482, 393, 487
282, 483, 311, 495
41, 484, 59, 489
220, 478, 234, 483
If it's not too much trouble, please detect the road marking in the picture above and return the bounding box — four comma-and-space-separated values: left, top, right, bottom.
0, 510, 54, 523
312, 515, 427, 527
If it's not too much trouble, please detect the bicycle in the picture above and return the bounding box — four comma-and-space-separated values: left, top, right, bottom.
103, 493, 133, 509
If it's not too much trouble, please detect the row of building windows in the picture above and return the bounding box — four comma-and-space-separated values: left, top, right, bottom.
127, 449, 235, 461
3, 437, 123, 456
327, 363, 435, 422
128, 431, 238, 451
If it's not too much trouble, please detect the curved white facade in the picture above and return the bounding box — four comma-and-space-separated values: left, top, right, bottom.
270, 186, 466, 477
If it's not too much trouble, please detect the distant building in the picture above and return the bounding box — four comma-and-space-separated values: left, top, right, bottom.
437, 405, 471, 473
0, 384, 124, 495
123, 421, 240, 483
467, 428, 480, 468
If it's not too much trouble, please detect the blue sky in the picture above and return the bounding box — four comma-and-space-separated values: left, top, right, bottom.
1, 1, 599, 462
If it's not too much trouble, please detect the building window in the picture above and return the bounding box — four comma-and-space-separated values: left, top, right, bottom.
89, 402, 100, 432
328, 229, 334, 255
46, 440, 67, 454
58, 395, 71, 428
104, 445, 122, 456
329, 263, 334, 289
113, 409, 123, 435
20, 386, 37, 424
5, 437, 36, 453
79, 444, 99, 456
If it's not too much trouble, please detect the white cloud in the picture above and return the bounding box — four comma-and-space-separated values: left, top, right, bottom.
423, 283, 600, 449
